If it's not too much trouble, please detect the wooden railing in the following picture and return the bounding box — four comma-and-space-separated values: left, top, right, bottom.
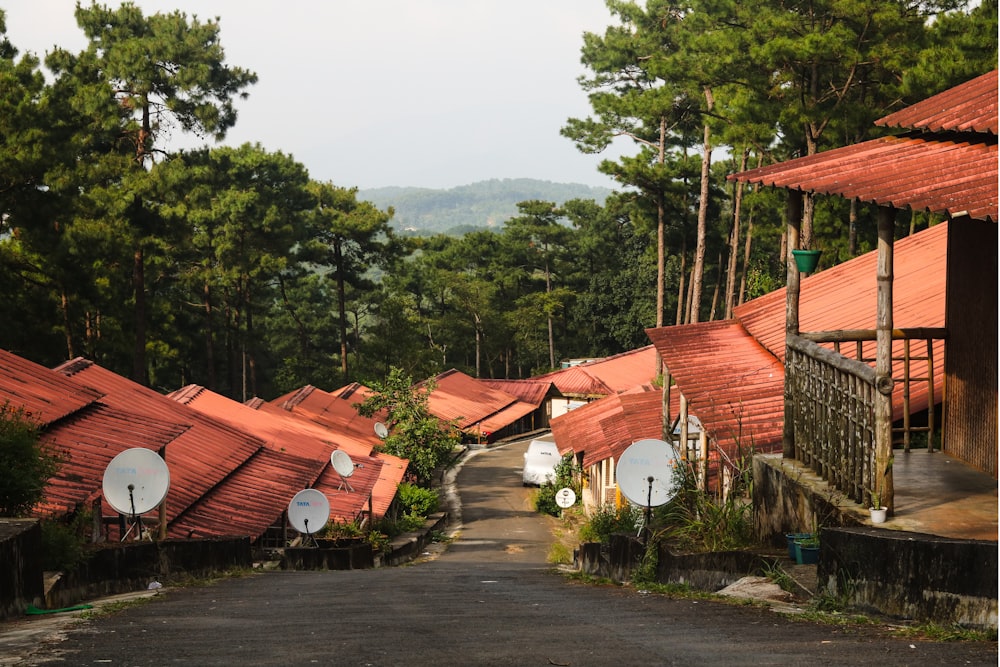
785, 329, 946, 506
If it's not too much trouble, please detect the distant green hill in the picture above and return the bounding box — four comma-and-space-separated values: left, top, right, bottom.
358, 178, 613, 236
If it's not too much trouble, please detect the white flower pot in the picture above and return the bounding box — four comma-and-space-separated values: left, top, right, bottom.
869, 507, 887, 524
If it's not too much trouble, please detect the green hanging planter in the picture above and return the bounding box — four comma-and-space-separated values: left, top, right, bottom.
791, 249, 822, 274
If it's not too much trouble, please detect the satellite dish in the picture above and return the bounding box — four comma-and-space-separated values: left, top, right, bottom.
555, 487, 576, 509
287, 489, 330, 536
374, 421, 388, 439
616, 438, 681, 508
330, 450, 355, 478
102, 448, 170, 515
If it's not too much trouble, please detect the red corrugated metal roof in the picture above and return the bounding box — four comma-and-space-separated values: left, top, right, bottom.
535, 346, 659, 397
35, 405, 189, 518
647, 221, 949, 458
731, 71, 998, 223
424, 369, 519, 429
876, 70, 998, 135
480, 379, 559, 406
477, 400, 538, 435
263, 385, 407, 517
732, 134, 997, 223
169, 385, 384, 521
266, 384, 385, 455
647, 321, 786, 458
550, 385, 669, 469
735, 221, 947, 359
167, 447, 324, 540
54, 359, 264, 526
0, 349, 103, 425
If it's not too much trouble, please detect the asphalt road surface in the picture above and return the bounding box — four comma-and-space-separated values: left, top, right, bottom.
9, 438, 998, 666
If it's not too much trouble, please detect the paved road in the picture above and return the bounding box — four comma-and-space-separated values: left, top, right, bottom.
8, 439, 998, 666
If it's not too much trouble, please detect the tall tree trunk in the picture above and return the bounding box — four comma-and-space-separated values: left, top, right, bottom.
675, 241, 687, 326
725, 150, 749, 319
709, 250, 722, 321
545, 257, 555, 370
203, 282, 216, 391
849, 198, 859, 255
656, 116, 667, 328
334, 241, 350, 380
689, 87, 714, 325
60, 288, 75, 359
132, 246, 147, 384
738, 212, 754, 307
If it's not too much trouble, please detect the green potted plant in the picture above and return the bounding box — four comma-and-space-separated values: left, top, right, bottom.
793, 533, 820, 565
869, 489, 887, 524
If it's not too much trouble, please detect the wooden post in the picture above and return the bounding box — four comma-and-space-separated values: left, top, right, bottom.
158, 446, 168, 540
783, 190, 803, 458
662, 362, 672, 443
875, 206, 896, 513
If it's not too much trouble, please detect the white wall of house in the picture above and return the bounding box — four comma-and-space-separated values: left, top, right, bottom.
550, 397, 588, 420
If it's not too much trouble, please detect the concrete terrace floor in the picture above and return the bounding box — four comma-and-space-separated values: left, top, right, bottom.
806, 449, 998, 542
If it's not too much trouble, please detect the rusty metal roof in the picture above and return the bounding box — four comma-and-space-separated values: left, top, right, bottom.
266, 384, 385, 456
480, 378, 559, 406
735, 221, 947, 360
0, 349, 103, 425
647, 321, 786, 457
550, 385, 667, 469
731, 71, 998, 224
534, 346, 659, 397
732, 133, 997, 223
54, 359, 264, 526
424, 369, 520, 430
167, 447, 324, 540
876, 70, 998, 135
647, 221, 949, 458
170, 386, 394, 520
35, 405, 190, 518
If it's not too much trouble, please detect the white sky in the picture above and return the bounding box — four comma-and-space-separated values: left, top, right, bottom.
2, 1, 626, 190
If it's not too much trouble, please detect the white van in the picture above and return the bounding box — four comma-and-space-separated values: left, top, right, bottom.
522, 435, 560, 486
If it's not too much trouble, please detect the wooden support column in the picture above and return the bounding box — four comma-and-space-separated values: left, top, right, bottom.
875, 206, 896, 513
662, 361, 672, 443
783, 190, 803, 458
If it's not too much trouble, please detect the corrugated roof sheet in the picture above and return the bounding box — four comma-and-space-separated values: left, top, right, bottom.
479, 379, 559, 406
169, 385, 383, 521
54, 359, 264, 526
477, 400, 538, 436
876, 70, 998, 135
550, 385, 669, 469
167, 447, 324, 540
535, 346, 659, 397
732, 134, 997, 223
647, 321, 786, 458
731, 71, 998, 224
0, 349, 103, 425
35, 405, 189, 518
424, 369, 519, 429
647, 221, 950, 458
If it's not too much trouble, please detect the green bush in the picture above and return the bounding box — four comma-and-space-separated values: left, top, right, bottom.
580, 502, 644, 544
0, 402, 60, 517
40, 511, 91, 572
534, 453, 580, 517
397, 482, 439, 516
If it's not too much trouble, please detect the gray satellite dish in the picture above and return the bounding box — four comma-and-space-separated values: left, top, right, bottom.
330, 449, 355, 477
616, 439, 681, 508
287, 489, 330, 542
102, 448, 170, 515
102, 448, 170, 541
374, 421, 388, 439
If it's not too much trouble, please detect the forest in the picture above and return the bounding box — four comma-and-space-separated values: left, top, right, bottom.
0, 1, 995, 401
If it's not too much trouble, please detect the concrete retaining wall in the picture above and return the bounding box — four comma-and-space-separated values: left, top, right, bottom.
0, 519, 44, 619
44, 537, 252, 610
579, 535, 781, 592
819, 527, 998, 630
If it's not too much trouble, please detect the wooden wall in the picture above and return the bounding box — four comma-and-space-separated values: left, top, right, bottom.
944, 219, 998, 477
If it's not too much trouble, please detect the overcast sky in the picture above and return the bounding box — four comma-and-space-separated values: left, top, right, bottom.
3, 1, 626, 190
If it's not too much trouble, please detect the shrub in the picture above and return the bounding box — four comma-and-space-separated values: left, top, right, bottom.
40, 510, 92, 571
534, 453, 581, 517
397, 482, 439, 516
579, 502, 644, 544
0, 402, 60, 517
